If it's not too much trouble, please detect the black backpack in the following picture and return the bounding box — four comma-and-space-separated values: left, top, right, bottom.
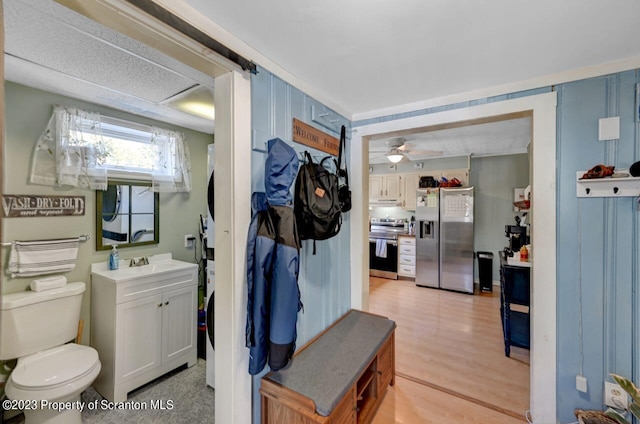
336, 125, 352, 212
294, 151, 342, 250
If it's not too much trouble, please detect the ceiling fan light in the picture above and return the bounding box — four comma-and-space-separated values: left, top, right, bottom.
387, 154, 403, 163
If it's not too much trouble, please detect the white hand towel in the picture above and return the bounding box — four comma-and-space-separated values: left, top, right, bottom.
8, 238, 79, 277
375, 239, 387, 258
30, 276, 68, 292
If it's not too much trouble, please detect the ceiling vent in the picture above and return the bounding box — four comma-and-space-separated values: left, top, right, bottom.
161, 84, 215, 121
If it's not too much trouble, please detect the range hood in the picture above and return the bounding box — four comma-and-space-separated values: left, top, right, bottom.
369, 198, 402, 207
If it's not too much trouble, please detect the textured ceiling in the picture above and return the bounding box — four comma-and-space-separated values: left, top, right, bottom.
185, 0, 640, 116
4, 0, 216, 134
368, 117, 531, 164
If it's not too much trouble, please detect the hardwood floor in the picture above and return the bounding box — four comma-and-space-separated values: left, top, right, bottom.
370, 277, 529, 423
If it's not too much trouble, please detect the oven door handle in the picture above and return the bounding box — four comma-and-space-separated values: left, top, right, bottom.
369, 239, 398, 246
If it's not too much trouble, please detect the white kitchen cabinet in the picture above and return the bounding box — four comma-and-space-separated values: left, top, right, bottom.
384, 174, 402, 199
401, 173, 420, 210
441, 168, 469, 186
397, 236, 416, 278
369, 175, 384, 198
91, 256, 198, 402
369, 174, 402, 200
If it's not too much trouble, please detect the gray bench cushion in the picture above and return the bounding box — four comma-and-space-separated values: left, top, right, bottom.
266, 309, 396, 416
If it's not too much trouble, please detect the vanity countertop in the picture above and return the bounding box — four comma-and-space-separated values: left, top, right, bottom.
91, 253, 197, 282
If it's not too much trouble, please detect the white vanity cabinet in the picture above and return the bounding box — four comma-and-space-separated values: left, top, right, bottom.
91, 255, 198, 402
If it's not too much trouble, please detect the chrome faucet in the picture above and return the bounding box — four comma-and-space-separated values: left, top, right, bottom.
129, 256, 149, 267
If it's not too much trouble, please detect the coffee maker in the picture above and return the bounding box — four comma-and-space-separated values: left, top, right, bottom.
504, 225, 528, 256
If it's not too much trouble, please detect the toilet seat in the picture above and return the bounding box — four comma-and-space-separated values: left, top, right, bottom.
6, 343, 101, 401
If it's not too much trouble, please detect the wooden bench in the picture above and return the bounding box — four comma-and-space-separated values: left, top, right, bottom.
260, 309, 396, 424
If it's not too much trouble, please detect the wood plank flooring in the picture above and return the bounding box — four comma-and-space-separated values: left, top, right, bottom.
370, 277, 529, 423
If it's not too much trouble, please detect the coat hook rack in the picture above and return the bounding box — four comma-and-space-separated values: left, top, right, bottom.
576, 170, 640, 197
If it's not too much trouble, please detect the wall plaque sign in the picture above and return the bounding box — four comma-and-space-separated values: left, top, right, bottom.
2, 195, 85, 217
292, 118, 339, 156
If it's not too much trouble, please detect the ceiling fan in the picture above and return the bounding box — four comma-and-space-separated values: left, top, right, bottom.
369, 138, 443, 163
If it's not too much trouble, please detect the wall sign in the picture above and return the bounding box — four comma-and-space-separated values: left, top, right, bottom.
2, 195, 85, 217
292, 118, 339, 156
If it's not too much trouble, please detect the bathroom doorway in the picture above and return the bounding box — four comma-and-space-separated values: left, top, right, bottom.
1, 1, 252, 423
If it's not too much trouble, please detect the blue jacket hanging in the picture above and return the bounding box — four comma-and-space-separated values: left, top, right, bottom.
246, 138, 301, 375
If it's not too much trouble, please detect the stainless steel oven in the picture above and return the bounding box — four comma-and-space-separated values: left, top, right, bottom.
369, 238, 398, 279
369, 218, 406, 279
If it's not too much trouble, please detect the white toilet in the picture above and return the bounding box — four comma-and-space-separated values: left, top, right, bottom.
0, 282, 101, 424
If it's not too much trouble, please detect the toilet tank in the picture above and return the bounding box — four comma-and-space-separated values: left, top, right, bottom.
0, 282, 85, 360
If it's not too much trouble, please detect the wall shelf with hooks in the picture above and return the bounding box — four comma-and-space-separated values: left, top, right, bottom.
576, 170, 640, 197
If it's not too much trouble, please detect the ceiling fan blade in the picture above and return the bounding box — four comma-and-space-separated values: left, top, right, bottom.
368, 152, 389, 159
407, 149, 443, 156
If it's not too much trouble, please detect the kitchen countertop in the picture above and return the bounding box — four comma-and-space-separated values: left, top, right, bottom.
499, 251, 531, 268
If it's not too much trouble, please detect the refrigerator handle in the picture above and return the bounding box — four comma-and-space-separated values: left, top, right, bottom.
419, 221, 424, 238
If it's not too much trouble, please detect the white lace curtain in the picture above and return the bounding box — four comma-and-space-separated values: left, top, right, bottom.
149, 126, 192, 193
30, 105, 108, 190
30, 105, 192, 192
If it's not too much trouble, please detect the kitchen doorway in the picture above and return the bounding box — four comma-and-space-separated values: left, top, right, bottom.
366, 117, 531, 418
350, 92, 557, 423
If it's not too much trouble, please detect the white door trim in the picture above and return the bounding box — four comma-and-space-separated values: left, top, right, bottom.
214, 71, 252, 424
350, 91, 557, 423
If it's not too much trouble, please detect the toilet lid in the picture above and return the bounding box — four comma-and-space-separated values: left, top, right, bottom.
10, 344, 99, 389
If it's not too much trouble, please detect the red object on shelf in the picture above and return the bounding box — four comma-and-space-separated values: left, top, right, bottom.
513, 200, 530, 210
580, 164, 615, 180
439, 177, 463, 188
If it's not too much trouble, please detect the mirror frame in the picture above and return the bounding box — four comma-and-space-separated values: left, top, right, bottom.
95, 179, 159, 251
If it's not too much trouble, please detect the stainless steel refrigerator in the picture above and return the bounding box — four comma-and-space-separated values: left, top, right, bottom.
415, 187, 475, 293
415, 188, 440, 288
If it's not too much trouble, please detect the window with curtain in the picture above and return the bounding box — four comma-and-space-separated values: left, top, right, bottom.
30, 105, 192, 192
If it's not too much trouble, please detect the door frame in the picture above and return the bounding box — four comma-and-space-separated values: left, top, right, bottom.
349, 92, 557, 423
27, 2, 253, 423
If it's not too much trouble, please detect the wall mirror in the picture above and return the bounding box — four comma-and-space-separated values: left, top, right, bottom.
96, 180, 159, 250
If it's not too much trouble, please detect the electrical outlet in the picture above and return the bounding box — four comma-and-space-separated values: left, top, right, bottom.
605, 381, 628, 409
184, 234, 194, 248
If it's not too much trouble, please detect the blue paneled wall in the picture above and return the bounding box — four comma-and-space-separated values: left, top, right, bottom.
556, 71, 639, 423
353, 70, 640, 422
250, 66, 352, 423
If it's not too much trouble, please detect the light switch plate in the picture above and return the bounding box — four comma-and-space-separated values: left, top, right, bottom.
599, 117, 620, 141
576, 375, 587, 393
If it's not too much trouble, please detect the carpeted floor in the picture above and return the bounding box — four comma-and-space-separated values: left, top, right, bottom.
81, 359, 214, 423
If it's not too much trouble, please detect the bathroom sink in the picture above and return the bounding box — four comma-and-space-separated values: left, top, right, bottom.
91, 253, 197, 283
117, 262, 177, 275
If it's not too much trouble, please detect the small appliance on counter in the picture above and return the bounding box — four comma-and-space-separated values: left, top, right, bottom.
504, 217, 529, 257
